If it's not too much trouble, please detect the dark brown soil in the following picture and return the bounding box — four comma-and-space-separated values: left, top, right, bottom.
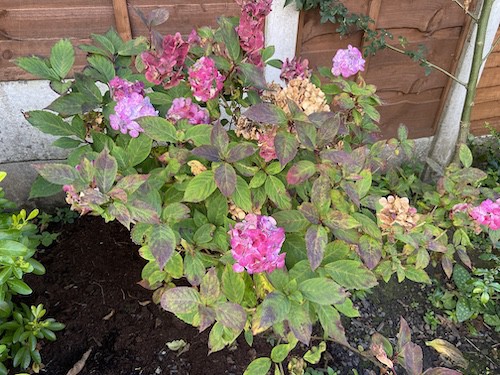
20, 216, 499, 375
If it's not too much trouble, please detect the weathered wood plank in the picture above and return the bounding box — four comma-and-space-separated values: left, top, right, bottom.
113, 0, 132, 41
471, 117, 500, 135
471, 99, 500, 122
476, 66, 500, 89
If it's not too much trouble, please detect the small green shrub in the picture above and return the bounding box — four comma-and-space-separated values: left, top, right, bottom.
0, 172, 64, 374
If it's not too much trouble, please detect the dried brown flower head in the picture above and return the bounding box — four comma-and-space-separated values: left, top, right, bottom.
377, 195, 420, 232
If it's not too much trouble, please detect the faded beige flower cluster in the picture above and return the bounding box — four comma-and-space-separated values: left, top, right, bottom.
377, 195, 420, 232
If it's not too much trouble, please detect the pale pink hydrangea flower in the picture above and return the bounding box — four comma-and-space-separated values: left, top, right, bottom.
331, 45, 365, 78
229, 214, 286, 274
449, 203, 473, 220
109, 77, 144, 101
470, 198, 500, 231
141, 32, 189, 88
187, 29, 201, 45
167, 97, 210, 125
236, 0, 272, 67
188, 57, 225, 102
280, 57, 311, 82
109, 92, 158, 138
258, 128, 277, 162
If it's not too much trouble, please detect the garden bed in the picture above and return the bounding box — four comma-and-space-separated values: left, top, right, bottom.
23, 216, 498, 375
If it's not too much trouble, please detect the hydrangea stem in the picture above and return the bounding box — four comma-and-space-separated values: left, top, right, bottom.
451, 0, 495, 164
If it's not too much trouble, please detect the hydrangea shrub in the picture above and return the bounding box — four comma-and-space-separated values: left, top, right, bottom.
18, 1, 497, 373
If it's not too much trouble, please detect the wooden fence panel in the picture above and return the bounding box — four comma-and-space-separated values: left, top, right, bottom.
0, 0, 239, 81
296, 0, 470, 139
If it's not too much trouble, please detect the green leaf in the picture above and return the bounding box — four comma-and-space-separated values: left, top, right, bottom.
219, 17, 241, 62
265, 176, 292, 210
162, 202, 191, 224
214, 163, 237, 197
260, 292, 290, 328
164, 252, 184, 279
324, 260, 378, 290
275, 131, 299, 167
183, 171, 217, 203
239, 63, 267, 90
94, 149, 118, 193
185, 125, 212, 146
305, 225, 328, 271
459, 144, 473, 168
8, 279, 32, 295
299, 278, 347, 305
358, 235, 382, 270
25, 110, 76, 136
0, 240, 28, 257
160, 287, 201, 314
222, 266, 245, 304
272, 210, 309, 232
456, 297, 473, 322
74, 73, 102, 104
303, 341, 326, 364
323, 210, 360, 231
194, 223, 215, 244
356, 169, 372, 199
404, 266, 431, 284
138, 116, 177, 142
244, 357, 272, 375
315, 305, 349, 344
127, 134, 152, 166
232, 176, 252, 212
47, 93, 87, 117
149, 224, 176, 270
52, 137, 83, 149
184, 253, 206, 286
206, 192, 228, 226
16, 56, 59, 80
289, 301, 312, 345
249, 170, 266, 189
33, 163, 77, 185
286, 160, 315, 185
88, 54, 115, 81
215, 302, 247, 331
200, 268, 221, 305
50, 39, 75, 78
271, 343, 294, 363
29, 176, 62, 199
91, 33, 115, 54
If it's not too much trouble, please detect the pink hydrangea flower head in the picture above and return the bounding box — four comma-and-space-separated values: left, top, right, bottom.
188, 57, 225, 102
331, 45, 365, 78
258, 128, 277, 162
109, 92, 158, 138
188, 29, 201, 45
280, 57, 312, 82
470, 198, 500, 231
167, 97, 210, 125
449, 203, 473, 220
229, 214, 286, 274
141, 32, 189, 88
109, 77, 145, 101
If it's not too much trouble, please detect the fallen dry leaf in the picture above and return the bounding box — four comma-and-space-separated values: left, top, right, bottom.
425, 339, 468, 369
102, 309, 115, 320
66, 348, 92, 375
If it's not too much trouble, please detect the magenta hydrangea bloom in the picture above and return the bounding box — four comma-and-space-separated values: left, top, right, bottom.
280, 57, 311, 82
236, 0, 272, 67
331, 45, 365, 78
229, 214, 286, 274
188, 57, 225, 102
188, 29, 201, 45
167, 97, 210, 125
141, 32, 189, 88
109, 92, 158, 138
258, 129, 277, 162
109, 77, 144, 101
470, 198, 500, 231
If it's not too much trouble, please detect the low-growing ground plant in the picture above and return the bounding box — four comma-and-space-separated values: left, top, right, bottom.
0, 172, 64, 373
17, 0, 498, 373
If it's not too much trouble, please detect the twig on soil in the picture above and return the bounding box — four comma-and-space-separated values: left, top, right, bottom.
66, 348, 92, 375
463, 336, 498, 367
90, 281, 106, 304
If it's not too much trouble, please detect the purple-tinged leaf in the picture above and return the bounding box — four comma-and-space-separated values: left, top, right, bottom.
108, 188, 128, 203
184, 252, 205, 286
295, 121, 316, 150
149, 224, 176, 270
215, 302, 247, 331
341, 181, 360, 208
226, 143, 257, 163
162, 202, 191, 223
160, 287, 201, 314
200, 268, 221, 305
147, 8, 169, 27
289, 302, 312, 345
323, 210, 360, 231
442, 256, 453, 278
397, 317, 412, 352
128, 200, 161, 224
219, 17, 241, 62
316, 113, 341, 147
324, 260, 378, 290
107, 202, 131, 230
358, 235, 382, 270
260, 292, 290, 328
192, 145, 221, 162
94, 148, 118, 193
244, 103, 288, 125
214, 163, 237, 197
456, 248, 472, 269
371, 333, 393, 358
306, 225, 328, 271
198, 305, 216, 332
428, 240, 447, 253
115, 174, 149, 194
315, 305, 349, 345
238, 62, 267, 90
399, 342, 423, 375
287, 99, 309, 122
81, 187, 109, 205
371, 343, 394, 369
287, 160, 316, 185
298, 203, 320, 224
311, 175, 331, 214
320, 150, 353, 165
275, 131, 299, 167
211, 123, 229, 154
32, 163, 77, 185
299, 278, 347, 305
422, 368, 462, 375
